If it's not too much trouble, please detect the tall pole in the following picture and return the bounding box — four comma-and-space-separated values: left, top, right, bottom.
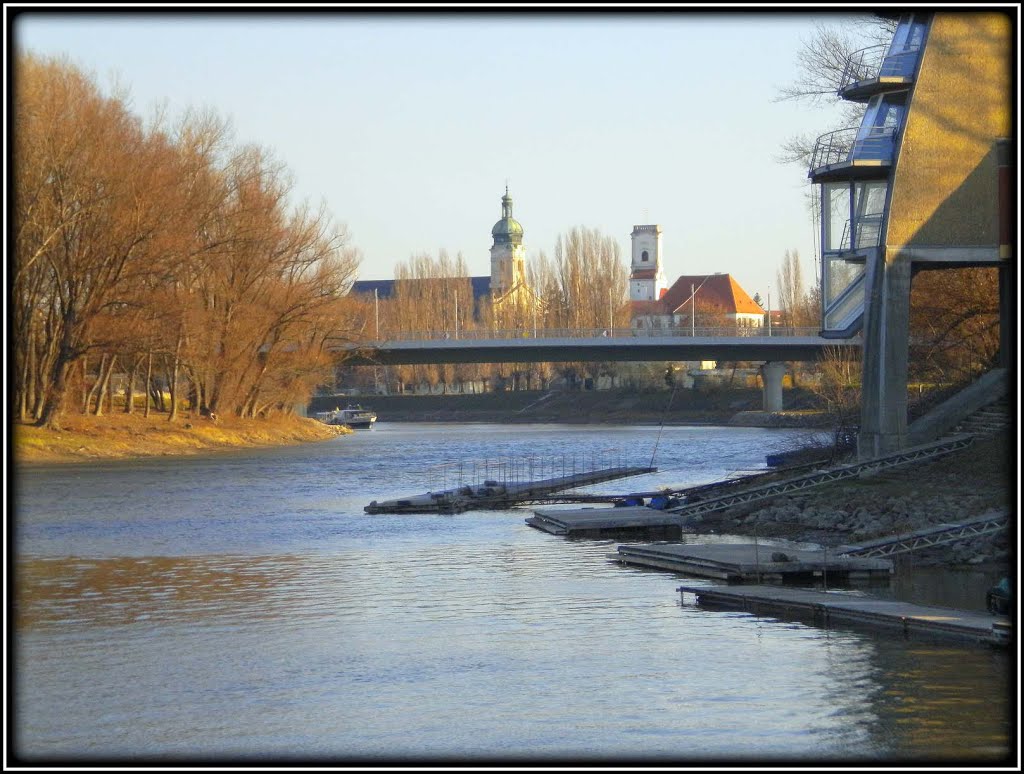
767, 285, 772, 337
691, 283, 695, 337
533, 291, 537, 338
374, 288, 379, 340
608, 287, 613, 335
455, 293, 459, 340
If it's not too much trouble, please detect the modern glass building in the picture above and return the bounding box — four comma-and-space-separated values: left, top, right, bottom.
807, 11, 1012, 456
810, 14, 930, 336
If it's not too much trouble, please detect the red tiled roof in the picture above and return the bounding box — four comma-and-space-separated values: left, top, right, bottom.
662, 274, 763, 315
630, 269, 659, 280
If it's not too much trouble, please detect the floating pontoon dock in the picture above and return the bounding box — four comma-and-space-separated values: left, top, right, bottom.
364, 466, 656, 514
677, 583, 1012, 647
526, 436, 980, 539
527, 506, 686, 538
613, 543, 893, 582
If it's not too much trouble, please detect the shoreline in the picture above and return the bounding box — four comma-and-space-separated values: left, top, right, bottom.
12, 412, 349, 466
13, 407, 1010, 575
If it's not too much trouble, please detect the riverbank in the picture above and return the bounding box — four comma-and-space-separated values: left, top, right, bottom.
12, 412, 350, 465
691, 432, 1012, 570
311, 387, 832, 427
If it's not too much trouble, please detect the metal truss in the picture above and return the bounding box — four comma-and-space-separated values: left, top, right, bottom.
839, 511, 1009, 558
666, 435, 976, 521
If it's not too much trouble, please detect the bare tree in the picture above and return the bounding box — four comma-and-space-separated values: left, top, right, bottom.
774, 16, 898, 166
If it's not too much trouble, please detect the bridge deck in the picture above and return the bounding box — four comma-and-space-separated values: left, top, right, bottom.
338, 333, 857, 366
677, 584, 1011, 646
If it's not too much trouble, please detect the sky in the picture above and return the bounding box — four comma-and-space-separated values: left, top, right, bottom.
10, 7, 875, 303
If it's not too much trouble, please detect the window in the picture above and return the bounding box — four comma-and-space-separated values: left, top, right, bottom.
641, 250, 649, 262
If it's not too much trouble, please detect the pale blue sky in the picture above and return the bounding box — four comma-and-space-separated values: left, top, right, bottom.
12, 9, 873, 302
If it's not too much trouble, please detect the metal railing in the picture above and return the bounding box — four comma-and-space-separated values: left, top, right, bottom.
828, 215, 882, 254
839, 44, 888, 91
367, 326, 824, 344
839, 43, 921, 93
809, 125, 896, 172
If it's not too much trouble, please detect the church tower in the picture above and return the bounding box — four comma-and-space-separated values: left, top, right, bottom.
629, 224, 666, 302
489, 186, 526, 298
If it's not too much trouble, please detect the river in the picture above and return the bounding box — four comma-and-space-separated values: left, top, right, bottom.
11, 423, 1012, 764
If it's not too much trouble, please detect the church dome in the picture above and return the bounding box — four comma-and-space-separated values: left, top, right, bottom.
491, 188, 524, 246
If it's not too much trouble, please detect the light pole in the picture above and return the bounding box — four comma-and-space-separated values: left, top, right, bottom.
455, 292, 459, 340
767, 285, 772, 337
374, 288, 379, 340
690, 283, 695, 337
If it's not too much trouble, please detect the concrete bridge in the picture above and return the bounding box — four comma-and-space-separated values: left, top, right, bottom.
331, 327, 860, 412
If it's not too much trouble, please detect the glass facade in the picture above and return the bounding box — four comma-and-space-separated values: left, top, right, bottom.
881, 15, 927, 77
815, 13, 925, 333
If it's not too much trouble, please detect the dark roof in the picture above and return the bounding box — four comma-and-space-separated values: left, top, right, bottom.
350, 276, 492, 300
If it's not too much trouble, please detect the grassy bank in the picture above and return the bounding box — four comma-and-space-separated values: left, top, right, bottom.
13, 412, 350, 465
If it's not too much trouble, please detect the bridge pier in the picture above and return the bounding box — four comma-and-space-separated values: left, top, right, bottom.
858, 253, 912, 459
760, 361, 786, 412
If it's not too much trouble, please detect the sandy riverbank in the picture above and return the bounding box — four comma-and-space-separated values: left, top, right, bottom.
12, 412, 349, 465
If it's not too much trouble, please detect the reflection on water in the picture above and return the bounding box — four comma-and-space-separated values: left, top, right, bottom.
12, 424, 1013, 763
15, 555, 305, 630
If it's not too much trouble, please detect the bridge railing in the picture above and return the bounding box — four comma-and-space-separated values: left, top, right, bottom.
366, 326, 825, 343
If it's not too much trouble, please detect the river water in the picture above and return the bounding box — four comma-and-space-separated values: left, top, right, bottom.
12, 423, 1013, 764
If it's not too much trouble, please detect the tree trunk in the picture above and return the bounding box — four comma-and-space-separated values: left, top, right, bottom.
81, 355, 91, 413
85, 354, 106, 415
104, 355, 118, 415
124, 355, 140, 414
37, 352, 75, 430
168, 357, 179, 422
144, 351, 154, 417
168, 330, 182, 422
93, 354, 116, 416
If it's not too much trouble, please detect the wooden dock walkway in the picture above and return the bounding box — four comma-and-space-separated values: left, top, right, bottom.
677, 584, 1012, 647
365, 466, 656, 514
614, 543, 893, 582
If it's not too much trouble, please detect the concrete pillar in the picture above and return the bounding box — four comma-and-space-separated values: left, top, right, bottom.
998, 264, 1012, 369
997, 138, 1012, 370
858, 252, 912, 459
760, 361, 786, 412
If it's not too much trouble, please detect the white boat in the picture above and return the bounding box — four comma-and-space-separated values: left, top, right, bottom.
316, 404, 377, 429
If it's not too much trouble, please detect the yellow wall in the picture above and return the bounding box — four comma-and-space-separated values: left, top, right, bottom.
886, 12, 1012, 251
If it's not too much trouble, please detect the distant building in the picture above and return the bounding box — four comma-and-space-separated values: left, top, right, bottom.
350, 187, 531, 319
628, 225, 668, 302
630, 269, 764, 334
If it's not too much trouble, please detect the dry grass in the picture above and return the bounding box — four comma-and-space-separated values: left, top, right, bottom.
12, 411, 351, 465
